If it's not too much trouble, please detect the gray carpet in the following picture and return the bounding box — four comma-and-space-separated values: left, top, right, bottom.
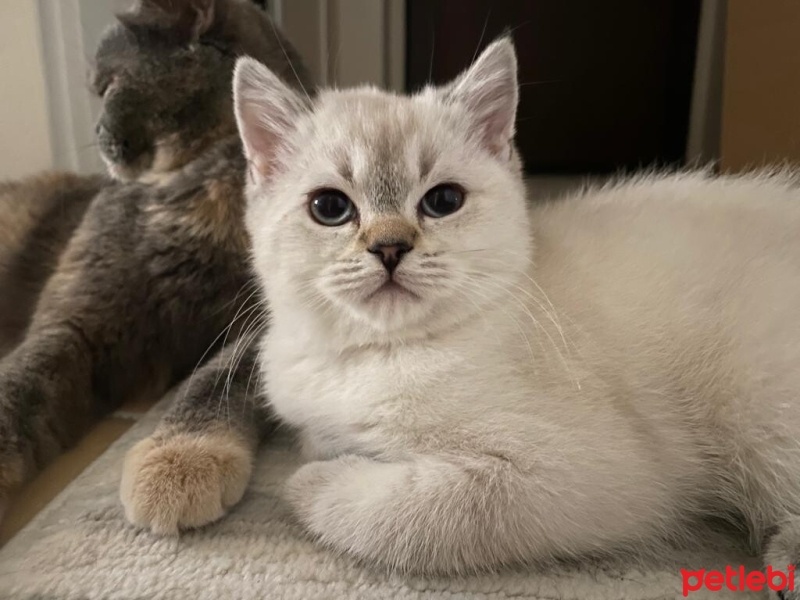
0, 397, 766, 599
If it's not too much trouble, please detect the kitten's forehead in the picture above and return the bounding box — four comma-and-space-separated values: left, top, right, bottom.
311, 89, 454, 211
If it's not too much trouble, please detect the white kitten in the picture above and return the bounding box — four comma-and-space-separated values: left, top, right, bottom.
234, 37, 800, 588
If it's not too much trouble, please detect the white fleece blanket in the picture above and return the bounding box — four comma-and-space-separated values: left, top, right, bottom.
0, 398, 768, 600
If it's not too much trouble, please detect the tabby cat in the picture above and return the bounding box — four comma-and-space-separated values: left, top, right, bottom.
0, 0, 311, 514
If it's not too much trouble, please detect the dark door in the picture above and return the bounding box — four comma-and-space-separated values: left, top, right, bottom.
407, 0, 701, 174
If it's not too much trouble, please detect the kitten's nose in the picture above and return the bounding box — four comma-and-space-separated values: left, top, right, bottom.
368, 240, 413, 274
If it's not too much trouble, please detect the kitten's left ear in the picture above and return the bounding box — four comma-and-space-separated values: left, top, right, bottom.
234, 57, 309, 183
445, 36, 519, 159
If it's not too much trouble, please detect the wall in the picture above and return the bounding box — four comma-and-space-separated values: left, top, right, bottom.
0, 0, 53, 179
39, 0, 129, 174
721, 0, 800, 171
280, 0, 405, 90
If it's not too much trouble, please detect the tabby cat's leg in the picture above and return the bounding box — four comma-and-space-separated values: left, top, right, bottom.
0, 172, 106, 355
121, 343, 269, 534
0, 327, 93, 512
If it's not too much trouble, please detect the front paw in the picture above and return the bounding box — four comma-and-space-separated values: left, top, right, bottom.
284, 457, 404, 553
120, 431, 252, 535
284, 459, 343, 524
0, 449, 26, 520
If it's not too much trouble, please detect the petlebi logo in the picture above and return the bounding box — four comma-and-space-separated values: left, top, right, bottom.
681, 565, 795, 596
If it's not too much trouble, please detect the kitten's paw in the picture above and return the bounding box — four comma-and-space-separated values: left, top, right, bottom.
284, 459, 342, 521
285, 457, 401, 554
120, 431, 252, 535
764, 519, 800, 600
285, 457, 376, 545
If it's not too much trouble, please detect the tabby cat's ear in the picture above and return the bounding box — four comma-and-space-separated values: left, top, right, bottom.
123, 0, 216, 41
444, 36, 519, 159
234, 57, 308, 183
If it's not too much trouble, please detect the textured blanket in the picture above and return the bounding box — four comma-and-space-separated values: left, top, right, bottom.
0, 398, 766, 600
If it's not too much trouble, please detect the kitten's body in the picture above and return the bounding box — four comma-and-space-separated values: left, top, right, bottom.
266, 171, 800, 569
221, 37, 800, 591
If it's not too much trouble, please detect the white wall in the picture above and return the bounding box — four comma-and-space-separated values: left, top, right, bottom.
0, 0, 54, 179
280, 0, 405, 90
39, 0, 129, 175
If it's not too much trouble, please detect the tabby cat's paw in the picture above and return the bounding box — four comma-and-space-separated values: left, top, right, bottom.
120, 431, 252, 535
0, 450, 26, 520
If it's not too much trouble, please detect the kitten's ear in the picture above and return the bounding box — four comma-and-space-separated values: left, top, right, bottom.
234, 57, 308, 183
444, 36, 519, 159
123, 0, 216, 40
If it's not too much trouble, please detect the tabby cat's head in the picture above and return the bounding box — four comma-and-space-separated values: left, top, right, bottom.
236, 38, 531, 341
91, 0, 310, 181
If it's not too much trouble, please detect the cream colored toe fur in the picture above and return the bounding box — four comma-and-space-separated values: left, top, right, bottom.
120, 431, 252, 535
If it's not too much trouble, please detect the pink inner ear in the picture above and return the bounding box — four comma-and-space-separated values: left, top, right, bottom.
463, 76, 517, 158
475, 88, 515, 156
447, 39, 519, 159
241, 112, 284, 181
235, 59, 306, 183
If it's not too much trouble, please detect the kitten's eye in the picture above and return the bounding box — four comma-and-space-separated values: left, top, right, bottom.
420, 184, 465, 219
309, 189, 356, 226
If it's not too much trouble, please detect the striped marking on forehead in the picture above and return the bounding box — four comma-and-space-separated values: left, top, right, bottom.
326, 97, 438, 212
334, 134, 414, 213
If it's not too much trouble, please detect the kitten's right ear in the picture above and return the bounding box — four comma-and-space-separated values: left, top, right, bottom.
234, 57, 308, 183
444, 36, 518, 159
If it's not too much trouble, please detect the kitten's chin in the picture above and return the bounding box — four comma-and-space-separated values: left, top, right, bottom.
363, 281, 421, 303
332, 282, 429, 336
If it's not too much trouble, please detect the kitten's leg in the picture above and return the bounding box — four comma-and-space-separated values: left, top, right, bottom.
764, 518, 800, 600
287, 453, 575, 575
121, 344, 269, 534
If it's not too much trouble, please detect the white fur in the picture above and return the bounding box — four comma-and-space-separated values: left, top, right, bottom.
235, 39, 800, 586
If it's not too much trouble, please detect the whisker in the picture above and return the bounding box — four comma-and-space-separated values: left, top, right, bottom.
470, 8, 493, 65
179, 285, 263, 406
216, 311, 267, 425
266, 15, 312, 104
453, 277, 539, 366
471, 276, 580, 389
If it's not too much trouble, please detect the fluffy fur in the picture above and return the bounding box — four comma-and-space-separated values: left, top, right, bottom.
232, 37, 800, 594
122, 428, 253, 534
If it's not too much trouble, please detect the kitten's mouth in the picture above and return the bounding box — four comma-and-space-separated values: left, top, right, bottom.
364, 280, 420, 302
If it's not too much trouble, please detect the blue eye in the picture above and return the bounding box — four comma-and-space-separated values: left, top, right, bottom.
309, 189, 356, 226
420, 184, 465, 218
